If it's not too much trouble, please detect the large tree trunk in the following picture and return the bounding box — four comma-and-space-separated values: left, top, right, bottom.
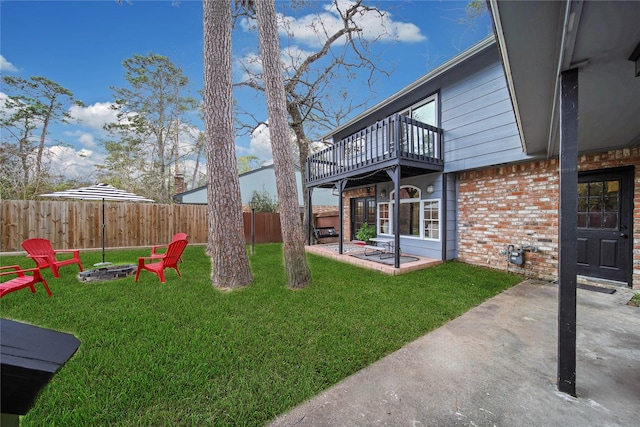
203, 0, 252, 289
255, 0, 311, 289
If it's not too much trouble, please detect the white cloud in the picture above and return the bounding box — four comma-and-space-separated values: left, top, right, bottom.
245, 122, 300, 165
240, 15, 257, 33
235, 3, 425, 84
47, 145, 103, 180
78, 133, 95, 147
64, 130, 98, 150
77, 148, 93, 158
248, 123, 274, 162
0, 92, 11, 120
68, 101, 119, 131
240, 2, 426, 49
235, 51, 262, 83
279, 1, 426, 48
281, 45, 313, 70
0, 55, 18, 73
236, 45, 314, 82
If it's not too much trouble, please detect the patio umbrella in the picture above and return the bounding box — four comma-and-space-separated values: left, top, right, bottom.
40, 183, 154, 266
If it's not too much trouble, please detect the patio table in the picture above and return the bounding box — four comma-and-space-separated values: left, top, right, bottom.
365, 237, 398, 259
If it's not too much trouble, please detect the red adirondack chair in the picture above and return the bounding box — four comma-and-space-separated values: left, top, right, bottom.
151, 233, 188, 260
21, 238, 83, 278
0, 265, 52, 298
136, 239, 188, 283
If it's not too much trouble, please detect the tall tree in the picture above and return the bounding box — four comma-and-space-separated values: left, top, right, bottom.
1, 76, 77, 199
106, 53, 198, 203
255, 0, 311, 289
95, 135, 146, 194
236, 0, 391, 239
190, 131, 206, 189
203, 0, 253, 288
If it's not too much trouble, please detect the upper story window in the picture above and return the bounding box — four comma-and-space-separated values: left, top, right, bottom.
400, 95, 438, 127
397, 95, 439, 157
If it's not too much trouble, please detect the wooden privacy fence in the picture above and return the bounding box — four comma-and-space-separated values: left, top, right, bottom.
1, 200, 282, 253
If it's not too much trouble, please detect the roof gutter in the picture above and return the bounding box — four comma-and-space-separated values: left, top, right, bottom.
488, 0, 528, 154
546, 0, 584, 158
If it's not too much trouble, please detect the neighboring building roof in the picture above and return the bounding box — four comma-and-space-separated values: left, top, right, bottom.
173, 164, 282, 202
172, 184, 206, 203
173, 163, 337, 206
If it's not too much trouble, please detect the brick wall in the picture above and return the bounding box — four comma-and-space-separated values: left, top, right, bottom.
458, 148, 640, 288
458, 160, 559, 280
313, 205, 340, 215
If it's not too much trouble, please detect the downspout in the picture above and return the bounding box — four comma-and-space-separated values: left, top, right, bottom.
441, 173, 447, 261
547, 0, 584, 157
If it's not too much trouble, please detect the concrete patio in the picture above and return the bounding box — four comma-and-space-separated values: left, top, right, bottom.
305, 243, 441, 275
270, 279, 640, 426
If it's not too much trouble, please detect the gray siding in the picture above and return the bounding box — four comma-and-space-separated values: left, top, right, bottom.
179, 188, 206, 204
441, 50, 532, 172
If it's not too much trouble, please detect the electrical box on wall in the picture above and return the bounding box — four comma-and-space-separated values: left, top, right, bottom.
509, 249, 524, 265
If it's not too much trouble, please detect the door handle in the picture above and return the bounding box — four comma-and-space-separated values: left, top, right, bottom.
620, 233, 628, 238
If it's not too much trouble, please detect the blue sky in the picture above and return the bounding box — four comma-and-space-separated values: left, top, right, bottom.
0, 0, 491, 182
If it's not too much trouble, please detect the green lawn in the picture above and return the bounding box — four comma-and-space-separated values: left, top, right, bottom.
1, 244, 522, 426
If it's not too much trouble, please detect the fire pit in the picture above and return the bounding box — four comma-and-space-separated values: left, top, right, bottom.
78, 264, 137, 282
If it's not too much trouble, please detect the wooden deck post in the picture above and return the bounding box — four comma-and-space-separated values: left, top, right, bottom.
307, 188, 313, 246
558, 67, 579, 397
386, 167, 401, 268
337, 180, 347, 255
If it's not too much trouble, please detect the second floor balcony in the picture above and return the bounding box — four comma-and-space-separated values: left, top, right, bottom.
306, 114, 444, 188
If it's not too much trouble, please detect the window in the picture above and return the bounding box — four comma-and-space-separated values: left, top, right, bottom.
399, 96, 438, 157
423, 200, 440, 239
378, 203, 390, 234
578, 180, 619, 230
401, 96, 437, 126
377, 185, 440, 240
396, 187, 421, 237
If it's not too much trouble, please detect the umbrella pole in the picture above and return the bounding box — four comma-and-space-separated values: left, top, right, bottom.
102, 198, 106, 264
94, 198, 111, 267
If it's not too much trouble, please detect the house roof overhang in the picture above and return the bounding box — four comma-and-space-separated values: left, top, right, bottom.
489, 0, 640, 157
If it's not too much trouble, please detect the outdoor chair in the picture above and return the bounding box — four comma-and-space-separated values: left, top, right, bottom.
0, 265, 52, 298
151, 232, 188, 262
136, 238, 188, 283
21, 238, 83, 278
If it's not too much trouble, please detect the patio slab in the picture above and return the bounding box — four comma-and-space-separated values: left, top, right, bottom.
269, 279, 640, 426
305, 244, 441, 275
